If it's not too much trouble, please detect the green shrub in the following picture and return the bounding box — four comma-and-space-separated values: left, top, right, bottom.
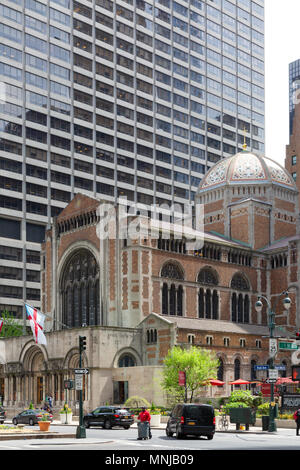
223, 401, 249, 414
227, 390, 254, 407
257, 402, 270, 416
124, 396, 151, 408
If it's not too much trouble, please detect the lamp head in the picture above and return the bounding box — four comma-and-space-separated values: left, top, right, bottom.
255, 299, 263, 313
283, 295, 291, 310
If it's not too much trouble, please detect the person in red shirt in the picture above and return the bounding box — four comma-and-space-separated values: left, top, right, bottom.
137, 407, 151, 440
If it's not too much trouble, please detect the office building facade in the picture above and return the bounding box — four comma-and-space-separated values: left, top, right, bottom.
289, 59, 300, 136
0, 0, 265, 319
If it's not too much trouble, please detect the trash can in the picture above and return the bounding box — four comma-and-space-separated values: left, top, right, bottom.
262, 415, 269, 431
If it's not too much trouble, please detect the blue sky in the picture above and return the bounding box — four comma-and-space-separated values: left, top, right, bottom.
265, 0, 300, 165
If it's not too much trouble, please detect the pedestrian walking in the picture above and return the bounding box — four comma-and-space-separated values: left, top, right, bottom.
137, 407, 151, 440
293, 407, 300, 435
48, 394, 53, 410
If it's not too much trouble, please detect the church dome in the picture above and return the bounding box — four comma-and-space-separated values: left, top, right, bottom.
198, 151, 297, 193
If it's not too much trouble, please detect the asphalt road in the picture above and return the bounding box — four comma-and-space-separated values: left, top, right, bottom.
0, 425, 300, 454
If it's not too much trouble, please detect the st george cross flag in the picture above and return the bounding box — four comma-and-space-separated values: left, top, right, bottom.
25, 304, 47, 345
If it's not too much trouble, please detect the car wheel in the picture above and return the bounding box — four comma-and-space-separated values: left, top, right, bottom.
83, 420, 90, 429
124, 426, 130, 430
207, 434, 214, 440
104, 420, 112, 430
176, 426, 183, 439
166, 427, 173, 437
12, 418, 17, 425
29, 418, 34, 426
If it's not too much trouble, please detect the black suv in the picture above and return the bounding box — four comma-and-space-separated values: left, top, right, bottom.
0, 406, 6, 424
83, 406, 134, 429
166, 403, 215, 440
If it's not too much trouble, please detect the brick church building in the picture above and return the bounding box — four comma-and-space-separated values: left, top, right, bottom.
1, 150, 300, 412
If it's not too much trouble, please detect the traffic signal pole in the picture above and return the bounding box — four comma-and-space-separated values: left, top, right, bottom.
76, 335, 87, 439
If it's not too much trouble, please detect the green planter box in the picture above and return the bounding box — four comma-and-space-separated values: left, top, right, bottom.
229, 408, 256, 426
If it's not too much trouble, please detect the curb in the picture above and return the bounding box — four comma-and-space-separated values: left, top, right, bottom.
0, 432, 76, 441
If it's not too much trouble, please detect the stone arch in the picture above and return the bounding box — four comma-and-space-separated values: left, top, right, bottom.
160, 260, 185, 280
197, 266, 219, 285
19, 341, 48, 372
63, 347, 88, 370
113, 347, 142, 368
230, 271, 251, 291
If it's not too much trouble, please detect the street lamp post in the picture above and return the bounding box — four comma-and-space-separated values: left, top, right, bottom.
255, 292, 291, 433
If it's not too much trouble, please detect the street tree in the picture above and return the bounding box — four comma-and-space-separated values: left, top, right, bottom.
0, 310, 23, 338
161, 346, 219, 403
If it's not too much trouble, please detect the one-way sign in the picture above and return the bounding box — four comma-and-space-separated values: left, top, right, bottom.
265, 378, 277, 384
75, 368, 89, 374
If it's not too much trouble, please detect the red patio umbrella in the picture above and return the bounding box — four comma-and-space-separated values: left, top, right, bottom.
210, 379, 225, 386
276, 376, 295, 384
229, 378, 251, 385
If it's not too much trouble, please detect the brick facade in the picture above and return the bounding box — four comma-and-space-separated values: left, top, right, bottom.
2, 150, 300, 412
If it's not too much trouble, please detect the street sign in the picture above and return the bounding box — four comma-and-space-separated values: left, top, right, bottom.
265, 378, 277, 384
254, 365, 269, 371
268, 369, 278, 379
74, 368, 89, 374
269, 338, 277, 357
75, 374, 83, 391
279, 342, 299, 350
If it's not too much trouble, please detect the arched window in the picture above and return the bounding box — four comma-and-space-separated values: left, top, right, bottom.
231, 273, 250, 291
197, 267, 218, 285
197, 268, 219, 320
198, 288, 204, 318
161, 262, 184, 316
234, 358, 240, 380
212, 290, 219, 319
161, 262, 184, 280
231, 273, 250, 324
61, 249, 100, 328
162, 283, 168, 315
177, 285, 183, 316
217, 358, 224, 381
118, 354, 136, 367
169, 284, 176, 315
251, 360, 257, 380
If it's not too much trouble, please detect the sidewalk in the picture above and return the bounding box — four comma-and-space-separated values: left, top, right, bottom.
3, 418, 297, 436
51, 419, 294, 434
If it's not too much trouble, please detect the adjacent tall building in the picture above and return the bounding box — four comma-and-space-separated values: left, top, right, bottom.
0, 0, 265, 319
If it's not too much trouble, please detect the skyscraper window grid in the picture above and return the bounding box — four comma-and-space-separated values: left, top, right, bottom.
0, 0, 264, 317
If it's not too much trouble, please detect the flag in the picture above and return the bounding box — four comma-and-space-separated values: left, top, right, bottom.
25, 304, 47, 345
0, 318, 3, 334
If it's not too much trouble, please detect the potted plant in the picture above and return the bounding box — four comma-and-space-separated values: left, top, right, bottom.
38, 413, 51, 432
59, 404, 73, 424
150, 403, 161, 426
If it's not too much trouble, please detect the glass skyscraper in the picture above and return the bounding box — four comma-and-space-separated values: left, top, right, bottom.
0, 0, 265, 317
289, 59, 300, 136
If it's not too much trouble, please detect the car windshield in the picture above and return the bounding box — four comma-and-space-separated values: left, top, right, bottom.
184, 406, 213, 419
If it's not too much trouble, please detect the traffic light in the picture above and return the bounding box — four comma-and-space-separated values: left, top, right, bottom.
79, 336, 86, 353
293, 331, 300, 340
292, 365, 300, 381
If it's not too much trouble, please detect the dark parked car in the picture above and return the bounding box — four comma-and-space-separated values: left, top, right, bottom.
0, 406, 6, 424
83, 406, 134, 429
12, 409, 53, 426
166, 403, 215, 440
